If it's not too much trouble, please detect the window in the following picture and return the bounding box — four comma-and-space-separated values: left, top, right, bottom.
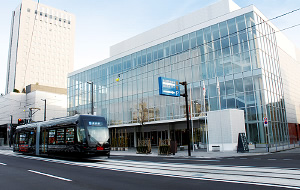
49, 130, 56, 144
68, 20, 71, 24
45, 13, 47, 17
40, 12, 42, 16
66, 128, 74, 144
56, 128, 65, 144
35, 10, 37, 14
49, 15, 52, 19
27, 8, 30, 12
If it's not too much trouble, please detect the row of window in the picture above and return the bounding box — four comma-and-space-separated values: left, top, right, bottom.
26, 8, 71, 24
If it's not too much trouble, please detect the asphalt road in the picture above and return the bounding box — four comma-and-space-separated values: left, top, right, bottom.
0, 148, 299, 190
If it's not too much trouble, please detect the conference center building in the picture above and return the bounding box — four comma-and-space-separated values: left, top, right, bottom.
68, 0, 300, 148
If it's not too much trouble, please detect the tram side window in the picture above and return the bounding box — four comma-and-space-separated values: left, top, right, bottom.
56, 128, 65, 145
49, 130, 56, 144
19, 133, 28, 144
66, 128, 74, 144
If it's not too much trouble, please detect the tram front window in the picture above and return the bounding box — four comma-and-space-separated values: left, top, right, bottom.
87, 125, 109, 143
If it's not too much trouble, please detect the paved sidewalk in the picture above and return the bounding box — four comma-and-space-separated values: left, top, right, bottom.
110, 144, 300, 158
1, 144, 299, 158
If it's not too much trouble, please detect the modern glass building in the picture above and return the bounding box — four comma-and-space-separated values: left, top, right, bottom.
68, 0, 300, 148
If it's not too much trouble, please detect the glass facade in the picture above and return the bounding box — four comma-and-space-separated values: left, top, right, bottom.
68, 11, 289, 145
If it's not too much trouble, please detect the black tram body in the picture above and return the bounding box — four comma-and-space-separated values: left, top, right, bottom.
13, 115, 110, 157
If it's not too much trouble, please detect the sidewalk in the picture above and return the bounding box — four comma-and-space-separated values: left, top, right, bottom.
1, 144, 299, 158
110, 144, 300, 158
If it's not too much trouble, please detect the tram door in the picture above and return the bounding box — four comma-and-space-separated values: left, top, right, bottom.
41, 129, 48, 153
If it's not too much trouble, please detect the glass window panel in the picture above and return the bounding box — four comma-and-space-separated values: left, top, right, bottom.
183, 34, 189, 51
147, 47, 152, 63
196, 29, 204, 46
164, 41, 170, 57
209, 97, 218, 111
219, 22, 228, 38
227, 97, 235, 108
142, 50, 146, 65
158, 44, 163, 59
244, 77, 254, 92
176, 37, 183, 53
227, 18, 237, 34
225, 80, 234, 95
245, 91, 255, 106
211, 24, 220, 40
247, 107, 257, 121
209, 83, 217, 97
170, 39, 176, 55
236, 93, 245, 108
190, 32, 197, 49
234, 78, 243, 93
153, 45, 158, 61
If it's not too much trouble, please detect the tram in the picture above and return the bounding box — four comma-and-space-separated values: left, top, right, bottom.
13, 115, 110, 157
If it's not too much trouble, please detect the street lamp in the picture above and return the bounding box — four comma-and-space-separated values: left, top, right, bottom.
87, 81, 94, 115
41, 99, 46, 121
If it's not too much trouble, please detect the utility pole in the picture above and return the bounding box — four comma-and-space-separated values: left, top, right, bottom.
87, 81, 94, 115
9, 115, 13, 147
180, 81, 191, 157
41, 99, 46, 121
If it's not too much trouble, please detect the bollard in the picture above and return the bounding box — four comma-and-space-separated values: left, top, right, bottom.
276, 143, 277, 152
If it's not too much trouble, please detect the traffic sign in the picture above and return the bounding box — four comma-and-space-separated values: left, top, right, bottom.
158, 77, 180, 97
264, 117, 268, 127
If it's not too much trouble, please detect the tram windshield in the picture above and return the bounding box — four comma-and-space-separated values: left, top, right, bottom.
86, 121, 109, 143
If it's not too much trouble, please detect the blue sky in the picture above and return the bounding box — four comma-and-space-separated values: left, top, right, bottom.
0, 0, 299, 94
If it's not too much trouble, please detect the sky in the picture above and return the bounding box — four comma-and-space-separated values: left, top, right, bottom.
0, 0, 299, 94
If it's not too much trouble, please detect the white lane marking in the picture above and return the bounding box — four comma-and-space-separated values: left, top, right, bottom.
0, 162, 7, 166
194, 160, 220, 162
28, 170, 72, 182
283, 159, 292, 161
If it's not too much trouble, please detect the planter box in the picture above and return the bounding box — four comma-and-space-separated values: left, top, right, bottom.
159, 145, 170, 155
136, 146, 149, 154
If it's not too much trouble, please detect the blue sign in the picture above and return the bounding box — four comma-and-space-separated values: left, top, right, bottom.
158, 77, 180, 97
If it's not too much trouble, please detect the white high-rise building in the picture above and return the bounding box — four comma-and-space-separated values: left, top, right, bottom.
6, 0, 75, 94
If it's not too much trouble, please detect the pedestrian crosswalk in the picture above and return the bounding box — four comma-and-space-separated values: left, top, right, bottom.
1, 150, 300, 189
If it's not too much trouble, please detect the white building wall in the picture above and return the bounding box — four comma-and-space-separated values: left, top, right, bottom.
6, 0, 75, 94
277, 45, 300, 124
26, 91, 67, 122
0, 91, 67, 125
207, 109, 245, 151
0, 93, 27, 124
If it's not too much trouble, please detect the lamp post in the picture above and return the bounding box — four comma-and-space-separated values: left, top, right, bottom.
87, 81, 94, 115
41, 99, 46, 121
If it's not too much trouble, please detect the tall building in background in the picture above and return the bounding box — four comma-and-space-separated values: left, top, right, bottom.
6, 0, 75, 94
